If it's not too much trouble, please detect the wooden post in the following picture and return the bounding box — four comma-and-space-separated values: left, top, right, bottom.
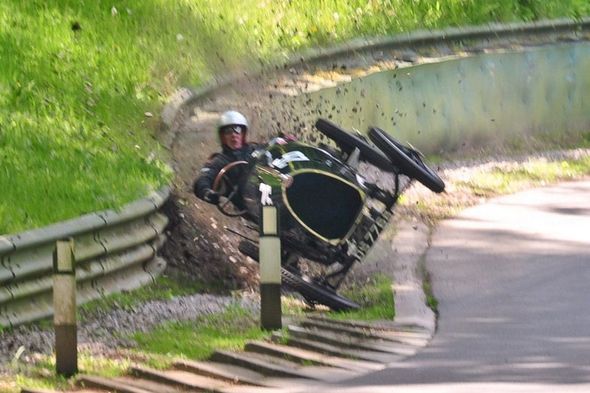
53, 238, 77, 377
259, 204, 282, 330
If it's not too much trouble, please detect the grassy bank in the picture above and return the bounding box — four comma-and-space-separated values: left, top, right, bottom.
2, 0, 589, 234
132, 304, 269, 361
407, 153, 590, 223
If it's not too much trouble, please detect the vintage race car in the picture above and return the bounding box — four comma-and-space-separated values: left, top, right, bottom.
213, 118, 445, 311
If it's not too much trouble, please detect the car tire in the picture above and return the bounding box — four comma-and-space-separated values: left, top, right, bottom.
315, 118, 397, 173
281, 268, 360, 311
239, 240, 360, 311
238, 240, 259, 261
368, 127, 445, 193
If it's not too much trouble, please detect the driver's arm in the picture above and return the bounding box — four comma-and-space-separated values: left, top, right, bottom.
193, 153, 225, 204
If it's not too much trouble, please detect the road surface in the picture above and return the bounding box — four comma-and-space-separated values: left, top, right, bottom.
324, 180, 590, 393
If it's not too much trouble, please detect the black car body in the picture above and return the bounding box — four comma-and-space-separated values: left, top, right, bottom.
216, 119, 444, 310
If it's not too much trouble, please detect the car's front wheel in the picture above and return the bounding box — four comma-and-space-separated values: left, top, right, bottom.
368, 127, 445, 193
315, 118, 397, 173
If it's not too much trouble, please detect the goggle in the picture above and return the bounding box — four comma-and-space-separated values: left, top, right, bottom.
221, 125, 243, 136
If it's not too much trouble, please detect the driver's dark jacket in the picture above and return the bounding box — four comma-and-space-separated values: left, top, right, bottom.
193, 143, 258, 203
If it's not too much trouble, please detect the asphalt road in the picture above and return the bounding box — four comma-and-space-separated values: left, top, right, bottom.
324, 180, 590, 393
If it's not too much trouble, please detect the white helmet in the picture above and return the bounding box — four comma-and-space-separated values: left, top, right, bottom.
218, 110, 248, 131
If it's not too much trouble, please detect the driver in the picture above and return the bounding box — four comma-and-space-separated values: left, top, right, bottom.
193, 110, 258, 206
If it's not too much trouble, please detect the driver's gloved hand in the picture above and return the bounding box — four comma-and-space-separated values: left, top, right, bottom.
203, 189, 220, 205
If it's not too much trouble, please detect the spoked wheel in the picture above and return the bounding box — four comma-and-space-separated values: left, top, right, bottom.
238, 241, 360, 312
212, 160, 249, 217
368, 127, 445, 193
315, 118, 397, 173
282, 268, 360, 312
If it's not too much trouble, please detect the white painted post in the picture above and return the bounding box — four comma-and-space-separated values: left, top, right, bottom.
53, 238, 78, 377
259, 202, 282, 330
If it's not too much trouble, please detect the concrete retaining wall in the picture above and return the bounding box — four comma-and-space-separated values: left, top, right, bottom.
286, 41, 590, 154
163, 18, 590, 157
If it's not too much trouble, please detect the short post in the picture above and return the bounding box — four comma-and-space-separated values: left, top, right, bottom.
259, 202, 282, 330
53, 238, 78, 377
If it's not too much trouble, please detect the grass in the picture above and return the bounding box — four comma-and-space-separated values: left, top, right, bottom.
5, 349, 133, 393
410, 154, 590, 223
458, 157, 590, 197
133, 304, 270, 360
420, 255, 439, 316
130, 274, 396, 363
9, 304, 269, 393
329, 274, 395, 321
2, 1, 590, 235
280, 273, 396, 321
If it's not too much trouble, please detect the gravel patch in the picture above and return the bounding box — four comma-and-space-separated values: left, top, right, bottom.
0, 292, 260, 370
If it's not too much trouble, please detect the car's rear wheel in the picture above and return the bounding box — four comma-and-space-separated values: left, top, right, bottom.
238, 240, 259, 261
281, 268, 360, 311
368, 127, 445, 193
239, 241, 360, 311
315, 118, 397, 173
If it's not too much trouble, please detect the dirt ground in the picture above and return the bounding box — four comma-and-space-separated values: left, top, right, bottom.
158, 31, 590, 292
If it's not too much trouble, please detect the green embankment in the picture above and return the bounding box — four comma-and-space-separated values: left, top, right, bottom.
2, 0, 589, 234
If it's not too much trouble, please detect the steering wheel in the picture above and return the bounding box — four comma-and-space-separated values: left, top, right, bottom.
212, 160, 249, 217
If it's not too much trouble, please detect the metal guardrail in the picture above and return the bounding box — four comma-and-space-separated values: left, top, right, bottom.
0, 187, 170, 328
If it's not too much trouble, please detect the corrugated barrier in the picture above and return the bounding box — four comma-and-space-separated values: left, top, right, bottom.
0, 188, 169, 328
